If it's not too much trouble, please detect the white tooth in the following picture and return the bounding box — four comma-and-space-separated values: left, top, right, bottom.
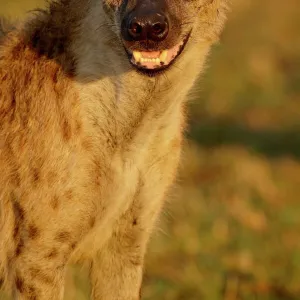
140, 58, 145, 63
133, 51, 141, 63
159, 50, 168, 63
155, 58, 160, 64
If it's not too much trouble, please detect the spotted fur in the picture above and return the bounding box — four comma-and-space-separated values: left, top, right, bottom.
0, 0, 229, 299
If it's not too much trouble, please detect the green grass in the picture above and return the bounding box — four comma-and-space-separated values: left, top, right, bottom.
1, 0, 300, 299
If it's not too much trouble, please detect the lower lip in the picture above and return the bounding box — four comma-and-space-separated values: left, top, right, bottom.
126, 31, 192, 75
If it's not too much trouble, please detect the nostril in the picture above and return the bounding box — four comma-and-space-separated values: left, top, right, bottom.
129, 21, 143, 36
152, 22, 166, 35
149, 18, 169, 41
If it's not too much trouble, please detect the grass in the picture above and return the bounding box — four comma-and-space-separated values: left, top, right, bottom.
1, 0, 300, 299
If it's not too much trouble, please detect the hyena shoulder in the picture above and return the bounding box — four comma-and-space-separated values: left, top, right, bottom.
0, 31, 75, 134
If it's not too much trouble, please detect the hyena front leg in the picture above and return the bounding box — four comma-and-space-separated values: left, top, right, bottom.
9, 193, 94, 300
90, 148, 181, 300
90, 197, 159, 300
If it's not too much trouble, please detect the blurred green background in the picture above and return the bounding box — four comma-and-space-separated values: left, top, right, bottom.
1, 0, 300, 299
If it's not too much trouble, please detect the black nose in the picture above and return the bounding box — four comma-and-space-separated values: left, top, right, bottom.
126, 13, 169, 42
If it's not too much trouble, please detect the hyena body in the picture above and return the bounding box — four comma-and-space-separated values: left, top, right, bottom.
0, 0, 228, 299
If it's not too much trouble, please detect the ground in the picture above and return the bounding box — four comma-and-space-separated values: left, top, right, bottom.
1, 0, 300, 299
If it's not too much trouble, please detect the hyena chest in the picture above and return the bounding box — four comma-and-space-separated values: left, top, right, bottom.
76, 94, 181, 231
72, 129, 167, 259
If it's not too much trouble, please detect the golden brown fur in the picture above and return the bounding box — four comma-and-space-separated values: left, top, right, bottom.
0, 0, 229, 298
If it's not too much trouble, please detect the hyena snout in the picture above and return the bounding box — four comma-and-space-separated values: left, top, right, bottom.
124, 12, 169, 42
119, 0, 191, 76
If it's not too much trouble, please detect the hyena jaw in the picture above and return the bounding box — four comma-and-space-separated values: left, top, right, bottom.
0, 0, 229, 299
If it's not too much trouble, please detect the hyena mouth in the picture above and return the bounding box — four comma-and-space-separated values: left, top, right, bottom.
126, 32, 191, 76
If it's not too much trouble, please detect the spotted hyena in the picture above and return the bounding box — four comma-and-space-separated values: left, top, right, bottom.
0, 0, 229, 299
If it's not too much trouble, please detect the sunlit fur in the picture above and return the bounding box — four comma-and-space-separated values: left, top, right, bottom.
0, 0, 229, 299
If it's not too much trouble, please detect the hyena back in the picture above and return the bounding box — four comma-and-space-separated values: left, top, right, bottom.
0, 0, 229, 299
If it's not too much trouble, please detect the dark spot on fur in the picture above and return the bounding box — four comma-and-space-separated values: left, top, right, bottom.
129, 256, 143, 266
11, 42, 26, 60
13, 201, 25, 222
28, 224, 40, 240
133, 218, 138, 226
23, 72, 31, 86
75, 120, 82, 134
52, 70, 59, 84
29, 268, 39, 278
0, 277, 4, 287
45, 248, 58, 259
15, 275, 24, 293
13, 224, 19, 239
81, 137, 94, 152
16, 239, 24, 256
64, 189, 73, 200
70, 242, 77, 250
28, 285, 36, 293
62, 119, 72, 141
55, 231, 71, 243
11, 91, 16, 112
13, 200, 25, 240
29, 267, 53, 285
92, 160, 102, 187
12, 171, 21, 187
50, 196, 59, 210
32, 168, 40, 183
89, 216, 96, 228
94, 174, 101, 187
28, 286, 37, 300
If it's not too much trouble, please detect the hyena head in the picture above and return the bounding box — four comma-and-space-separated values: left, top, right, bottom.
67, 0, 229, 78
